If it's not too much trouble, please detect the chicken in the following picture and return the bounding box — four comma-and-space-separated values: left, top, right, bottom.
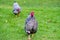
25, 11, 38, 40
13, 1, 21, 16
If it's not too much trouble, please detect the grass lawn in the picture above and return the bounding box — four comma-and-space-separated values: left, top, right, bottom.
0, 0, 60, 40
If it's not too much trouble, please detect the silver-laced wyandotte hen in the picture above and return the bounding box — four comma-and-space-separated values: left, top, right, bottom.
13, 1, 21, 17
25, 11, 38, 40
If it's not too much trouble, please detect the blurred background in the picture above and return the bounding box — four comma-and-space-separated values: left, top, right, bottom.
0, 0, 60, 40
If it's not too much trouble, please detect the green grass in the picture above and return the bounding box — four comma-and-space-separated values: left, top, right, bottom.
0, 0, 60, 40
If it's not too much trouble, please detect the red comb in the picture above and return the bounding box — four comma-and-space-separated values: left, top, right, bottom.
30, 11, 34, 17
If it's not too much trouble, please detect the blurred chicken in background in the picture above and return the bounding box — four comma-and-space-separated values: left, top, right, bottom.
13, 1, 21, 17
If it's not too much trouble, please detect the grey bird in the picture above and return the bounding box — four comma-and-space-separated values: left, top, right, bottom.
25, 11, 38, 40
13, 1, 21, 16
